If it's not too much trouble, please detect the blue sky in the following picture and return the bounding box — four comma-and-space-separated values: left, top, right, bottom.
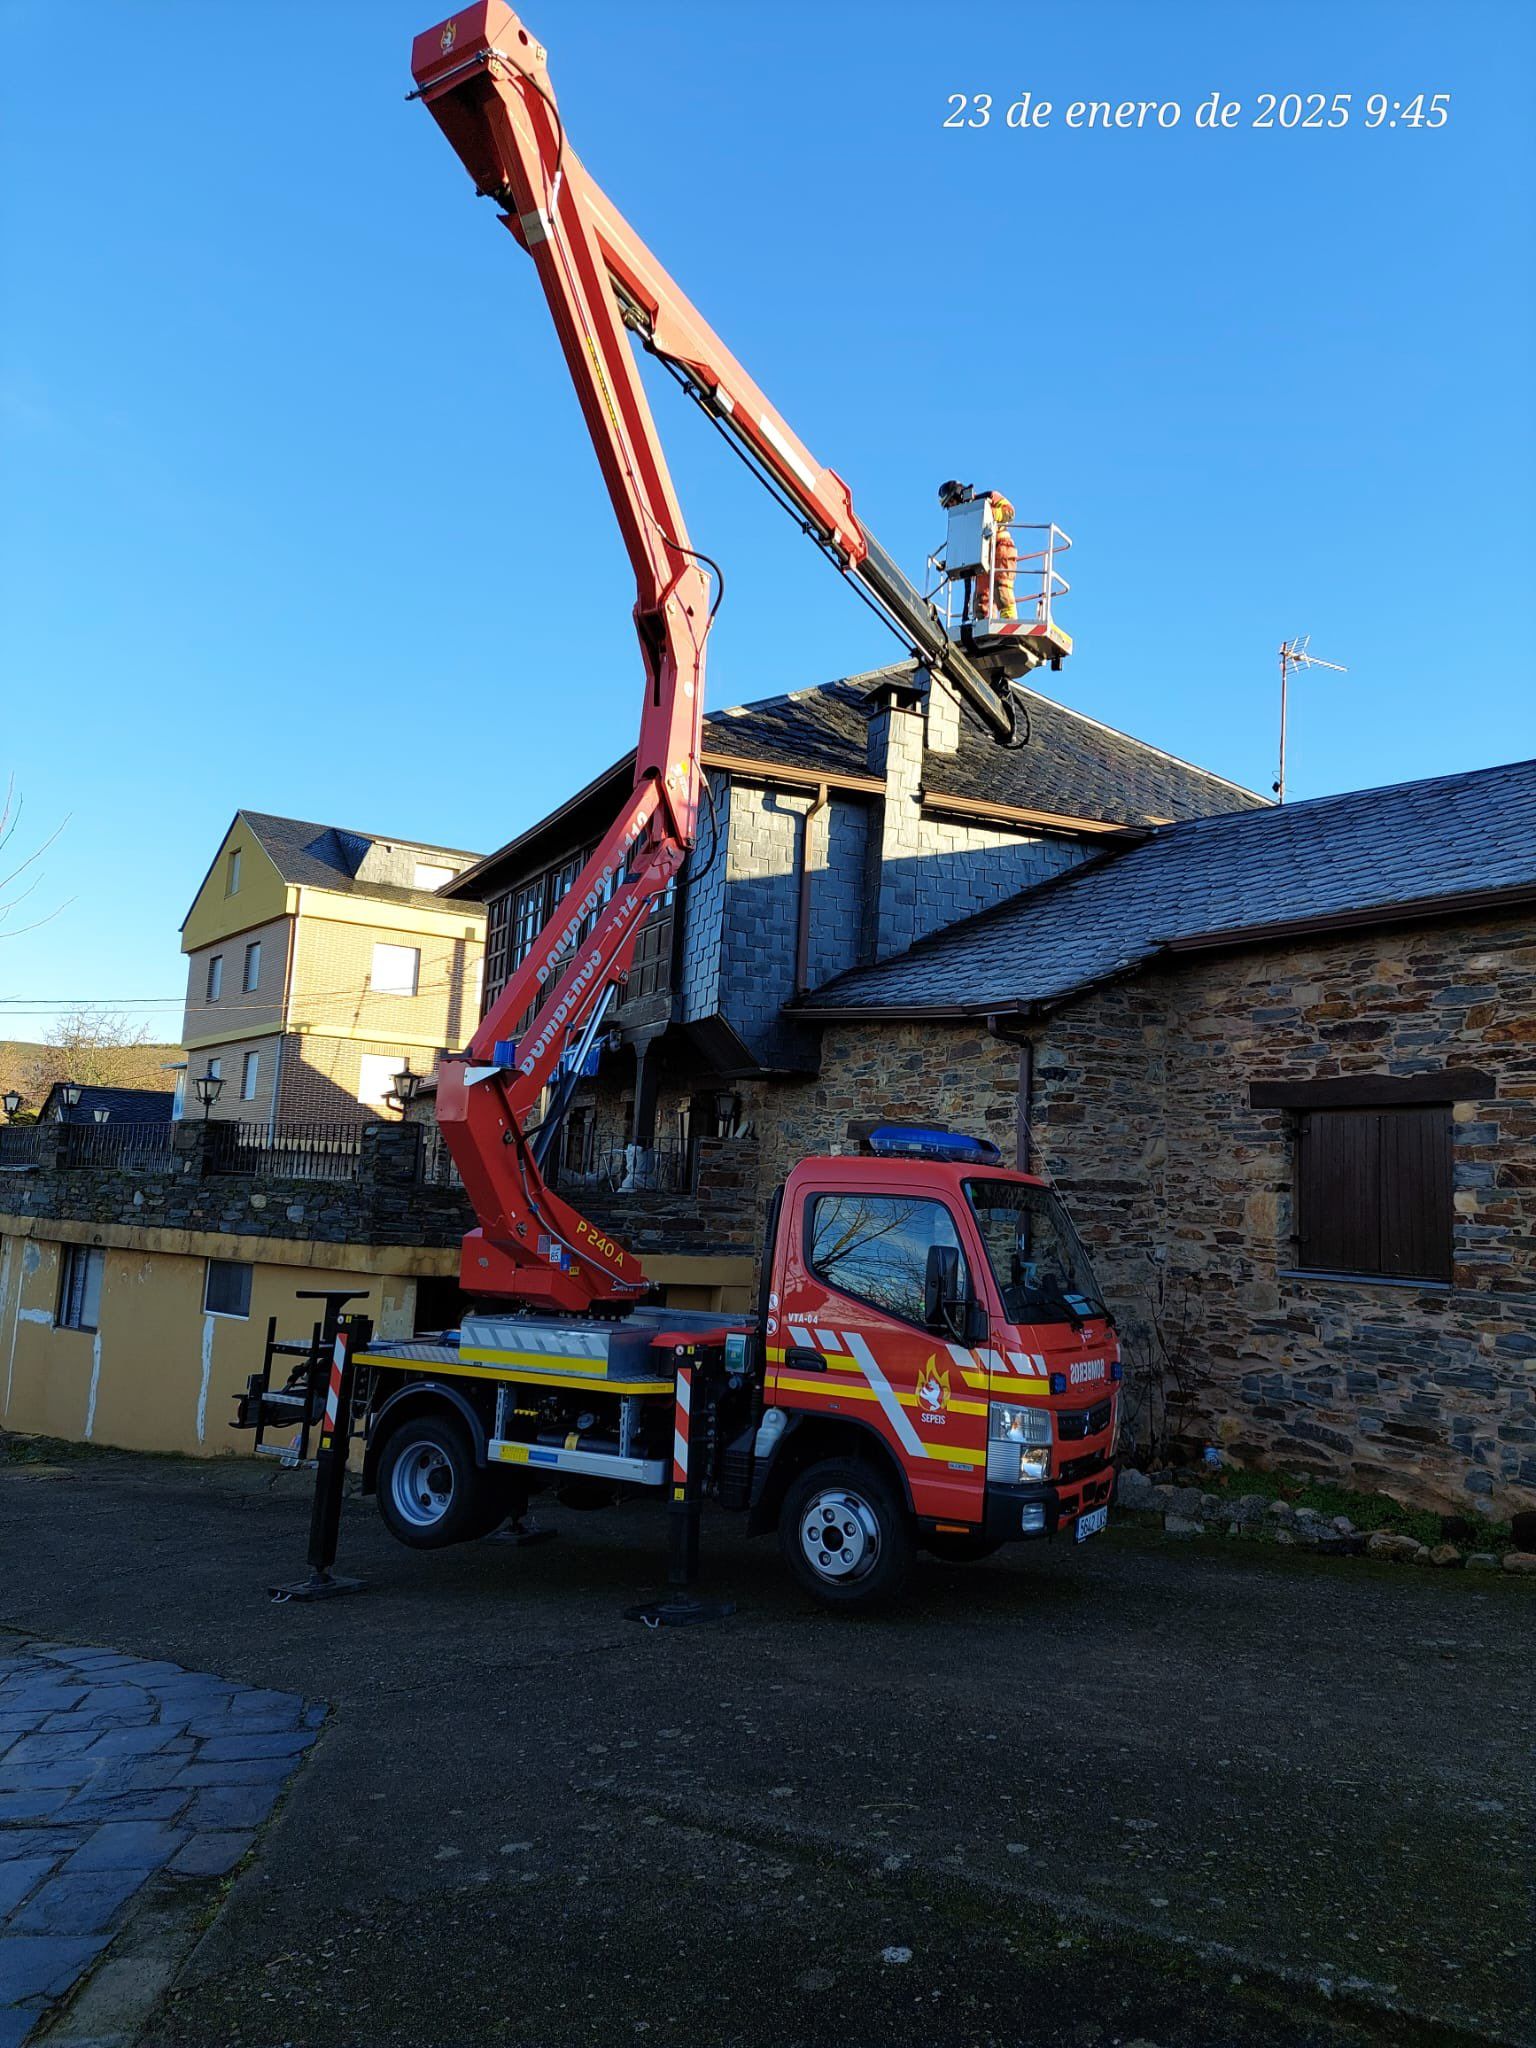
2, 0, 1532, 1043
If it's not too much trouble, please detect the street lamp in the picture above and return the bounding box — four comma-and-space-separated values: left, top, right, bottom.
194, 1073, 224, 1120
714, 1089, 741, 1136
59, 1082, 82, 1112
1, 1090, 20, 1120
93, 1108, 111, 1124
391, 1066, 421, 1116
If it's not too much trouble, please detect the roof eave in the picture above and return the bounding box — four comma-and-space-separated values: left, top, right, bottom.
1153, 879, 1536, 956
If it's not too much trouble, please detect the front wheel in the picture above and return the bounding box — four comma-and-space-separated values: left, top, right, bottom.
376, 1415, 482, 1550
778, 1458, 914, 1610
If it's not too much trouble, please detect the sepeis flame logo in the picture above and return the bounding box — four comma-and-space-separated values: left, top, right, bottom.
440, 18, 457, 53
915, 1356, 951, 1419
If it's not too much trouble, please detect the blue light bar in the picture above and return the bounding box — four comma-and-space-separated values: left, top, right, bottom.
863, 1124, 1002, 1166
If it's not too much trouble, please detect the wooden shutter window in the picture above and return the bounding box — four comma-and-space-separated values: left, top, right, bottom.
1295, 1106, 1453, 1283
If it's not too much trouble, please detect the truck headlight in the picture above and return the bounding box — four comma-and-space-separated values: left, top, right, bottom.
990, 1402, 1050, 1446
988, 1401, 1051, 1485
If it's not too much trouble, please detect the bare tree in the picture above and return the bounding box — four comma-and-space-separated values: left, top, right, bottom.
23, 1008, 158, 1099
0, 777, 67, 939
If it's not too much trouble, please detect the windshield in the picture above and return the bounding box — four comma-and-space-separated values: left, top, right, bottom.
964, 1179, 1107, 1326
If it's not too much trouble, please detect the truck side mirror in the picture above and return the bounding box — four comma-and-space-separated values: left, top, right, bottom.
924, 1243, 972, 1340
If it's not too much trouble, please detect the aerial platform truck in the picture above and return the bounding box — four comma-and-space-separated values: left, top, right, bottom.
237, 3, 1118, 1611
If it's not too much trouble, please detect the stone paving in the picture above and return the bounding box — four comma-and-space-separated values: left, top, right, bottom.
0, 1637, 322, 2046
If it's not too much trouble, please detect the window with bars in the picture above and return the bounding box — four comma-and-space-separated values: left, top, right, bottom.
1294, 1106, 1454, 1284
57, 1246, 104, 1331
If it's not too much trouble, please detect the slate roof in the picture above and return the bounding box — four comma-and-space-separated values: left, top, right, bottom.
798, 757, 1536, 1016
237, 812, 484, 913
42, 1084, 176, 1124
705, 664, 1266, 825
448, 665, 1267, 901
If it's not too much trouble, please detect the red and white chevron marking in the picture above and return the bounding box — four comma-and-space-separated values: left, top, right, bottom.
672, 1364, 693, 1488
323, 1332, 347, 1436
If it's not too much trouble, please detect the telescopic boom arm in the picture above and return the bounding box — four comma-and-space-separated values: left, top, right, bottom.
410, 2, 1022, 1313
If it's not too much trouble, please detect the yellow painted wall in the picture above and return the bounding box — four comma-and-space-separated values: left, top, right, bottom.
181, 817, 291, 953
0, 1223, 449, 1460
0, 1223, 752, 1459
289, 896, 484, 1053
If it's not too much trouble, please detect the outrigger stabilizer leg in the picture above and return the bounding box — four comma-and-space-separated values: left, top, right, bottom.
625, 1349, 734, 1627
269, 1302, 372, 1604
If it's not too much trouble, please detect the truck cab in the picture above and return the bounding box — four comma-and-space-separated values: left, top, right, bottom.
753, 1125, 1120, 1604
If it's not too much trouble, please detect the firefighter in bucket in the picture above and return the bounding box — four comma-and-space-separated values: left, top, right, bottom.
938, 480, 1019, 624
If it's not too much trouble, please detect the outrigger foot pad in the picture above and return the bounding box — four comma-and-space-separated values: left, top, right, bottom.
624, 1595, 735, 1628
268, 1570, 366, 1604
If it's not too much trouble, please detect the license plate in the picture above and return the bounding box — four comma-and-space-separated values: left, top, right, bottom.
1075, 1505, 1108, 1543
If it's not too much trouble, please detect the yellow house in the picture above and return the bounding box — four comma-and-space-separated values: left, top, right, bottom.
181, 812, 486, 1126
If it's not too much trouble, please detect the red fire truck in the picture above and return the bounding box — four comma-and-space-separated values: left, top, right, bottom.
238, 5, 1118, 1611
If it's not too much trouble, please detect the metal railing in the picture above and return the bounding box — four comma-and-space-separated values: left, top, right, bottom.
0, 1125, 44, 1169
596, 1138, 695, 1196
926, 519, 1072, 634
207, 1120, 364, 1183
421, 1125, 463, 1188
59, 1121, 177, 1172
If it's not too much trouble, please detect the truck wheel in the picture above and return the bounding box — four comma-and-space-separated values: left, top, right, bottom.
779, 1458, 913, 1609
924, 1530, 1002, 1564
376, 1415, 482, 1550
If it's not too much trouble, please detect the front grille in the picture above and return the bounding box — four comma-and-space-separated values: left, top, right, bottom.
1057, 1451, 1109, 1486
1058, 1398, 1113, 1441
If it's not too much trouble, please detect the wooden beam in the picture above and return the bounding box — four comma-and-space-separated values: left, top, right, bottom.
699, 749, 886, 799
1250, 1070, 1495, 1110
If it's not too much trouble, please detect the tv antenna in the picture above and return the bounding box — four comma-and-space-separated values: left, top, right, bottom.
1275, 635, 1347, 803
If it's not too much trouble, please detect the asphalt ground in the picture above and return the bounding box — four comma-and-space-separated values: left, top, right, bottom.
2, 1448, 1531, 2048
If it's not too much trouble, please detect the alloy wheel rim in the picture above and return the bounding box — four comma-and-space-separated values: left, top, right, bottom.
799, 1487, 881, 1582
391, 1442, 456, 1528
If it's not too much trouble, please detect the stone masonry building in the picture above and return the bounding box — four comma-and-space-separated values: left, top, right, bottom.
444, 663, 1263, 1180
792, 759, 1536, 1519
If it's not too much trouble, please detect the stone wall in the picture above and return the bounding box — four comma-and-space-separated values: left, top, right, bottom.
0, 1121, 470, 1251
1024, 915, 1536, 1518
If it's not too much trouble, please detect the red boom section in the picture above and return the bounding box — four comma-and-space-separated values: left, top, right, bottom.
408, 3, 992, 1313
412, 4, 712, 1312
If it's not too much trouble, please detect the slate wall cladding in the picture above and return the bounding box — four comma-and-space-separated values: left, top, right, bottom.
709, 785, 870, 1065
738, 910, 1536, 1518
868, 699, 1089, 961
680, 781, 730, 1025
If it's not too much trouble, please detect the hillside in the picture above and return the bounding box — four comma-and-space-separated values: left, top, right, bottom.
0, 1038, 182, 1114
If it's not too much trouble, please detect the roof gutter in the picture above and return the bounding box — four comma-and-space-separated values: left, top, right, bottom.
915, 788, 1157, 842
